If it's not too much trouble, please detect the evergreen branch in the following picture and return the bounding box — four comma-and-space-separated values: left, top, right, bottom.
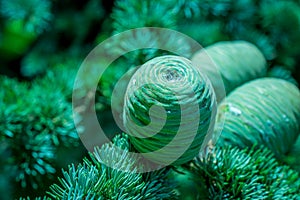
0, 75, 79, 190
110, 0, 196, 67
111, 0, 178, 33
191, 145, 300, 199
185, 0, 300, 73
27, 79, 78, 146
48, 134, 178, 199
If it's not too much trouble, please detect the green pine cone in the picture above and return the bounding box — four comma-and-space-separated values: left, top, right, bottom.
216, 78, 300, 158
192, 40, 267, 102
123, 55, 216, 165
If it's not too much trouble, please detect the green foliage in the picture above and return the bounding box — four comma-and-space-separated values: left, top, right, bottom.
112, 0, 177, 33
48, 134, 178, 199
25, 139, 300, 199
191, 146, 300, 199
0, 75, 28, 104
0, 76, 55, 189
112, 0, 212, 33
27, 78, 78, 146
1, 0, 104, 77
0, 73, 78, 191
182, 0, 300, 71
110, 0, 197, 67
34, 58, 81, 102
0, 0, 52, 34
259, 1, 300, 58
52, 0, 104, 47
0, 3, 106, 195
